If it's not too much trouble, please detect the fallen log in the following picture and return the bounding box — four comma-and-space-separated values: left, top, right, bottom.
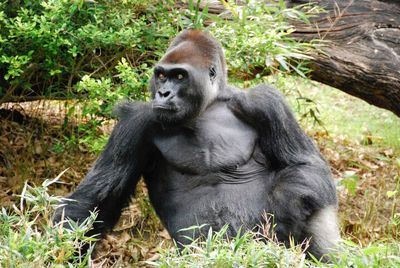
288, 0, 400, 117
189, 0, 400, 117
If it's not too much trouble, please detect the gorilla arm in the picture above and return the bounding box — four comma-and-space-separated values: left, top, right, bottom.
228, 84, 319, 167
228, 85, 339, 259
54, 102, 156, 236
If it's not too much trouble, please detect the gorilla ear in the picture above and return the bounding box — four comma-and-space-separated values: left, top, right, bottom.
209, 65, 217, 82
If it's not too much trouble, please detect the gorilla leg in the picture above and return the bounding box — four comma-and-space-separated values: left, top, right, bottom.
270, 164, 339, 259
307, 206, 341, 259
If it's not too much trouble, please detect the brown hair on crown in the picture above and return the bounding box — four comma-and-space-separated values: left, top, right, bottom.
161, 29, 227, 75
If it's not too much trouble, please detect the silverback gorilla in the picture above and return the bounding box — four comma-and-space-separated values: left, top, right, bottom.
54, 29, 340, 260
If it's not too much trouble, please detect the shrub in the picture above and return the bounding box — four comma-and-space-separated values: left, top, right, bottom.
0, 0, 173, 101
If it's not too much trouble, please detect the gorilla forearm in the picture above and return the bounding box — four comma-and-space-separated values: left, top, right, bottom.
229, 84, 320, 167
54, 101, 156, 234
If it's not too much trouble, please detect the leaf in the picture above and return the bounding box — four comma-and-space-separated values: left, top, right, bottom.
342, 239, 358, 247
395, 158, 400, 168
275, 55, 289, 71
42, 168, 69, 188
362, 245, 386, 255
386, 191, 398, 198
340, 174, 359, 195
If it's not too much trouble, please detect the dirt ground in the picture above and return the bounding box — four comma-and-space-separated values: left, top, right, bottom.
1, 101, 399, 266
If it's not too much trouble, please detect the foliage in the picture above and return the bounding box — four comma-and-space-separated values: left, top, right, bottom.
0, 0, 319, 101
0, 0, 176, 150
0, 171, 97, 267
66, 58, 151, 152
0, 0, 172, 100
163, 0, 319, 79
176, 0, 320, 79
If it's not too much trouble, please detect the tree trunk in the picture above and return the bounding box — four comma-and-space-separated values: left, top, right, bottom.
287, 0, 400, 117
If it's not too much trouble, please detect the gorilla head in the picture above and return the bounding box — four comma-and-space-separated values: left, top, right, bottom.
150, 30, 227, 125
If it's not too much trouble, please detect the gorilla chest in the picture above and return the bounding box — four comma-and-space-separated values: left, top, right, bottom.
153, 105, 258, 174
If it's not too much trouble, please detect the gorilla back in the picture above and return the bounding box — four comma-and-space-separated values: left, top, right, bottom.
54, 29, 340, 261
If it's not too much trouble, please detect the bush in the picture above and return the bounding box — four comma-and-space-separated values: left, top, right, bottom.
0, 0, 318, 102
213, 1, 317, 79
0, 0, 173, 101
175, 0, 319, 79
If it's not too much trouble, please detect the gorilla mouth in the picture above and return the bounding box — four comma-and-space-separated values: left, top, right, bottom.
152, 102, 179, 112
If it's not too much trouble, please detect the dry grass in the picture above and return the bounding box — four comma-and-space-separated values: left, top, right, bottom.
0, 102, 95, 205
315, 132, 400, 244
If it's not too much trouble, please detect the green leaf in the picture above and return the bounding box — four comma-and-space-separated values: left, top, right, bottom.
340, 174, 359, 195
387, 191, 398, 198
362, 245, 386, 255
275, 55, 289, 71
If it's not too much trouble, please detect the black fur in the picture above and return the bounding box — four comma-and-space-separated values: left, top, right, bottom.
54, 29, 339, 260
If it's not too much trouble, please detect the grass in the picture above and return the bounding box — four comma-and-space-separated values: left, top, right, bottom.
265, 74, 400, 242
153, 229, 400, 268
1, 179, 399, 267
263, 74, 400, 154
0, 177, 97, 267
151, 225, 310, 268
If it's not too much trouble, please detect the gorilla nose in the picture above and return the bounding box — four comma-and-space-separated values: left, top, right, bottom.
157, 89, 173, 100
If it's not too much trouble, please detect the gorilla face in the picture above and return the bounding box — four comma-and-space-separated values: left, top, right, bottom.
151, 62, 220, 125
150, 31, 226, 126
151, 63, 203, 125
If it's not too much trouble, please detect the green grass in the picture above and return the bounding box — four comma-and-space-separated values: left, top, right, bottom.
151, 226, 400, 268
0, 177, 97, 267
150, 225, 308, 268
262, 74, 400, 155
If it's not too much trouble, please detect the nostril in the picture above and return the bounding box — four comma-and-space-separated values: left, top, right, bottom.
158, 90, 171, 98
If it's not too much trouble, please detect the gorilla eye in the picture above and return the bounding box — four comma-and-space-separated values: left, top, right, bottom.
158, 73, 166, 81
177, 73, 184, 80
209, 66, 216, 80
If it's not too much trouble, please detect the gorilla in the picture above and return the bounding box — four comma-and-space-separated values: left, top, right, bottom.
54, 29, 340, 260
